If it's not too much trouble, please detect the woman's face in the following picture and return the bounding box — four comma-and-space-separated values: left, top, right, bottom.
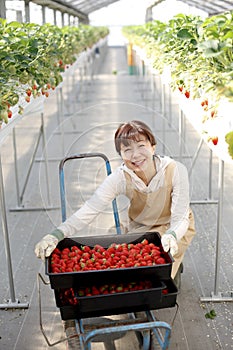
120, 135, 155, 174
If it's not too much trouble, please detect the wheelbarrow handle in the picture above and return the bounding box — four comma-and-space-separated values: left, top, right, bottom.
59, 153, 121, 234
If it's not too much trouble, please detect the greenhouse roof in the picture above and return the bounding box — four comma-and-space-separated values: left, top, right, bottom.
37, 0, 233, 16
6, 0, 233, 23
59, 0, 120, 15
31, 0, 120, 17
152, 0, 233, 15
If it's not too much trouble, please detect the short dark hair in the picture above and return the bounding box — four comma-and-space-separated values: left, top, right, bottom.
114, 120, 156, 155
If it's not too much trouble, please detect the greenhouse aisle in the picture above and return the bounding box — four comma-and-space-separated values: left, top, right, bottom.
0, 43, 233, 350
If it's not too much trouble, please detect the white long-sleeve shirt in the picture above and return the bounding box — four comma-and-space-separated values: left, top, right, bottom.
58, 155, 190, 241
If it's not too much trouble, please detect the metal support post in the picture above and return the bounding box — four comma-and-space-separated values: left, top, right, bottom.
200, 159, 233, 302
0, 153, 29, 309
178, 109, 184, 161
188, 138, 203, 176
40, 112, 52, 207
177, 108, 193, 161
208, 148, 213, 200
57, 87, 65, 154
161, 83, 166, 155
36, 87, 66, 162
12, 127, 21, 207
168, 87, 172, 127
10, 114, 59, 211
189, 139, 218, 205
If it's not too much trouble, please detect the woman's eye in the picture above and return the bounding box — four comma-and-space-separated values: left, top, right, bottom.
139, 144, 145, 148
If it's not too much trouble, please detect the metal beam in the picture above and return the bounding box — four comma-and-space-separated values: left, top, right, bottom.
57, 0, 120, 15
147, 0, 233, 16
179, 0, 233, 15
0, 0, 6, 19
30, 0, 89, 21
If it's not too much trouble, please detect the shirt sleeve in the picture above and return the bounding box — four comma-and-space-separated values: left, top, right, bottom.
169, 161, 190, 241
57, 168, 125, 237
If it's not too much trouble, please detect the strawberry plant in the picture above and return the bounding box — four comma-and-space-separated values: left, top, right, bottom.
225, 131, 233, 158
122, 11, 233, 159
122, 12, 233, 102
0, 19, 109, 126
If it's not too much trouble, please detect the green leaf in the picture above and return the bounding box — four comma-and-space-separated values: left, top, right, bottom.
225, 131, 233, 144
210, 309, 217, 317
177, 28, 194, 40
8, 21, 22, 28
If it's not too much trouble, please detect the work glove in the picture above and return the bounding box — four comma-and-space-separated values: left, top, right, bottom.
161, 231, 178, 256
34, 229, 64, 261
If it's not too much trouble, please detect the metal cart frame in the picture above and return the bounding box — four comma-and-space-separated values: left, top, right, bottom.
38, 153, 176, 350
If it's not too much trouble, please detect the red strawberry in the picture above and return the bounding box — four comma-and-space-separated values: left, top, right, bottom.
211, 136, 218, 146
184, 91, 190, 98
211, 110, 216, 118
156, 257, 166, 264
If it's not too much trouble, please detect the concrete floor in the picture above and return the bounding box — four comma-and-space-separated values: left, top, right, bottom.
0, 43, 233, 350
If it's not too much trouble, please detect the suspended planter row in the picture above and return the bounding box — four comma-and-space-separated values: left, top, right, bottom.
0, 19, 109, 127
122, 12, 233, 160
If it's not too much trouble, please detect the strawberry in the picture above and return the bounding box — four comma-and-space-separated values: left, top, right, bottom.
81, 245, 91, 253
141, 239, 149, 246
211, 110, 216, 118
26, 89, 32, 96
156, 257, 166, 264
8, 110, 12, 118
201, 99, 208, 107
91, 286, 100, 295
53, 248, 61, 255
211, 136, 218, 146
184, 91, 190, 98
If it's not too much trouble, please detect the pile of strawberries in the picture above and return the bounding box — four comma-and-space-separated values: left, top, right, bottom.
58, 281, 169, 306
49, 239, 168, 274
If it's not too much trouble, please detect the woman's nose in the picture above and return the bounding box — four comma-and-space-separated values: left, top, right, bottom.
130, 147, 140, 159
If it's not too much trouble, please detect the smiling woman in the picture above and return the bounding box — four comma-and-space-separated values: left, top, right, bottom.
114, 120, 157, 185
35, 119, 196, 288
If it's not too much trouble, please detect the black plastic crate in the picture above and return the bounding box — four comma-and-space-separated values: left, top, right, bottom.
54, 278, 165, 320
45, 232, 173, 289
159, 278, 178, 309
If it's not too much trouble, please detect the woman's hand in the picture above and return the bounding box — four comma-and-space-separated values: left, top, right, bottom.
34, 234, 58, 261
161, 231, 178, 256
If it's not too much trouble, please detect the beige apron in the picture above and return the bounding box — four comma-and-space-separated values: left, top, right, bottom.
124, 162, 196, 278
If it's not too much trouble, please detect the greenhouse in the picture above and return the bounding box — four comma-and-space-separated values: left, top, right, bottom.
0, 1, 233, 349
